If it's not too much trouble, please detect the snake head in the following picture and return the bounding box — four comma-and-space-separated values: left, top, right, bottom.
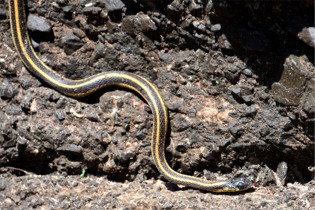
226, 177, 253, 192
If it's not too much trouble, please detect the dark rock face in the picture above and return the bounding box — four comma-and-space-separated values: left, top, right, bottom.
0, 0, 314, 208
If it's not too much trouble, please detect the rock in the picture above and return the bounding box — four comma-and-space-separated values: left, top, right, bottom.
261, 110, 290, 128
60, 32, 84, 55
55, 109, 65, 121
82, 6, 102, 15
92, 42, 106, 61
205, 0, 213, 13
218, 34, 233, 49
301, 78, 315, 115
57, 144, 83, 156
0, 6, 6, 19
17, 137, 27, 150
122, 13, 157, 35
113, 150, 136, 164
188, 0, 203, 13
242, 68, 253, 77
0, 178, 7, 191
210, 24, 221, 32
229, 85, 253, 104
271, 55, 314, 106
192, 20, 206, 33
103, 0, 125, 12
0, 79, 15, 99
173, 116, 190, 132
135, 130, 146, 140
167, 0, 182, 13
276, 162, 288, 186
244, 105, 257, 117
62, 5, 74, 13
27, 14, 52, 33
298, 27, 315, 48
5, 104, 22, 115
56, 98, 67, 109
85, 111, 99, 122
18, 71, 37, 89
20, 92, 33, 111
229, 123, 244, 138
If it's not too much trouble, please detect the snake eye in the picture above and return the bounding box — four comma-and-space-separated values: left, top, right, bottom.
228, 177, 253, 191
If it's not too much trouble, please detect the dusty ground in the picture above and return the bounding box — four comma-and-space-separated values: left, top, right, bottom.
0, 174, 314, 209
0, 0, 314, 209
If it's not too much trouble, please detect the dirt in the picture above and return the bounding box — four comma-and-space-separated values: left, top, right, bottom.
0, 0, 314, 209
0, 174, 314, 209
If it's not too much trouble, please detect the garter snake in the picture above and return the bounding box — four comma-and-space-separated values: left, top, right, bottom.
8, 0, 252, 192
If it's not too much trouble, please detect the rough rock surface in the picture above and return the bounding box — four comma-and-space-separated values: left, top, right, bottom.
0, 0, 314, 209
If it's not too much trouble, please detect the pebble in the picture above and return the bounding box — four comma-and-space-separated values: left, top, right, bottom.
192, 20, 206, 33
205, 0, 213, 13
218, 34, 233, 49
82, 6, 102, 15
60, 32, 85, 55
103, 0, 125, 12
56, 98, 67, 109
167, 0, 181, 13
229, 124, 244, 138
0, 79, 15, 99
302, 78, 315, 114
57, 144, 83, 156
242, 68, 253, 77
0, 178, 7, 191
0, 6, 6, 19
276, 162, 288, 186
17, 137, 27, 150
173, 116, 190, 132
229, 86, 241, 99
18, 72, 37, 89
5, 104, 22, 115
27, 14, 52, 33
136, 130, 146, 140
114, 150, 136, 164
229, 85, 254, 104
122, 13, 157, 35
55, 109, 65, 121
92, 42, 106, 61
188, 1, 203, 13
244, 105, 257, 117
298, 27, 315, 48
210, 24, 221, 32
62, 5, 74, 13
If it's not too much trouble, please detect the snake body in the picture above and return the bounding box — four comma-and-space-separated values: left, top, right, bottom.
8, 0, 252, 192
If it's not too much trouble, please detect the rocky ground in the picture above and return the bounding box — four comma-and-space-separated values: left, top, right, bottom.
0, 174, 314, 209
0, 0, 314, 209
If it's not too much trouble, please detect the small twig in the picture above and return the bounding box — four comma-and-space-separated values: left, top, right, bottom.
2, 166, 36, 175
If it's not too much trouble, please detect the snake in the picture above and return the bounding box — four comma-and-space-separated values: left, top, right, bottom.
8, 0, 252, 192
